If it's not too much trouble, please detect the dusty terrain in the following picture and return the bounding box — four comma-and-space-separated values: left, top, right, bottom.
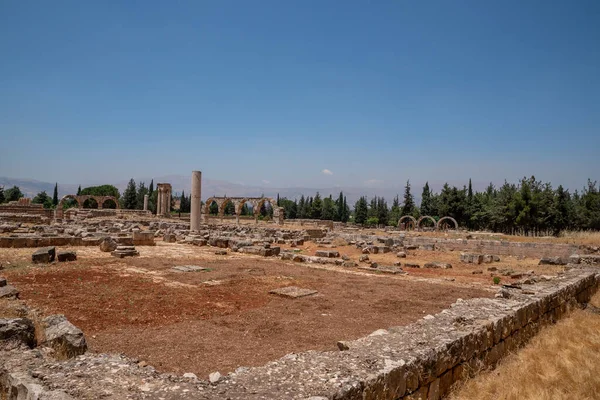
450, 292, 600, 400
0, 241, 502, 378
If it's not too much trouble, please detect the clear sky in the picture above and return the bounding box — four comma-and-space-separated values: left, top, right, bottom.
1, 1, 598, 192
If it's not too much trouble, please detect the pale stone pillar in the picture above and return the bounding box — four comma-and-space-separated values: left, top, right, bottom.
143, 194, 149, 211
190, 171, 202, 231
276, 207, 285, 226
157, 188, 162, 216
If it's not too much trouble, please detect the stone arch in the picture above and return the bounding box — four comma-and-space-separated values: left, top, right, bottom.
82, 196, 99, 209
58, 195, 81, 210
236, 198, 255, 216
417, 216, 437, 229
437, 216, 458, 230
398, 215, 417, 230
254, 197, 275, 217
220, 197, 237, 215
203, 197, 221, 215
100, 197, 118, 209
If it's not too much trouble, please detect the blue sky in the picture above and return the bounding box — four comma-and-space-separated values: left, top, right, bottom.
1, 1, 598, 192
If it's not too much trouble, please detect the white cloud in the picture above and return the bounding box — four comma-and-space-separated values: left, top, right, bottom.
321, 169, 333, 176
262, 180, 270, 184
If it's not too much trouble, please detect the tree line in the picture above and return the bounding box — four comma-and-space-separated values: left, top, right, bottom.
2, 175, 599, 235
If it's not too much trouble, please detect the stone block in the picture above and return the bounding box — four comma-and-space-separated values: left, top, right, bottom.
32, 246, 56, 264
269, 286, 318, 298
0, 285, 19, 299
42, 315, 87, 358
424, 262, 452, 269
0, 318, 35, 347
99, 237, 118, 252
539, 256, 568, 266
315, 250, 340, 258
57, 251, 77, 262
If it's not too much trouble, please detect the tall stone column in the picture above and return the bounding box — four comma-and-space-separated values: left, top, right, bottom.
190, 171, 202, 231
156, 188, 162, 216
143, 194, 149, 211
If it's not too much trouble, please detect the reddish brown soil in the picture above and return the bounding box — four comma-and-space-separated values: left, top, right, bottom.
2, 245, 493, 379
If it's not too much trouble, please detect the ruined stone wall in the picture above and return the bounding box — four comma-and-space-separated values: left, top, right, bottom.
1, 269, 596, 400
404, 237, 578, 258
203, 269, 599, 399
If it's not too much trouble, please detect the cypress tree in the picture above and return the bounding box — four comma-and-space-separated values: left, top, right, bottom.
76, 185, 81, 196
52, 183, 59, 206
420, 182, 432, 216
148, 179, 154, 195
401, 180, 415, 216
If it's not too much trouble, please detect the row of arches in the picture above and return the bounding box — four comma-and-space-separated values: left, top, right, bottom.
55, 195, 120, 218
398, 215, 458, 231
203, 196, 275, 217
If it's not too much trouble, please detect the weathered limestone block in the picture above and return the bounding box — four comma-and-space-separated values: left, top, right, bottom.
460, 253, 483, 264
419, 244, 435, 251
315, 250, 340, 258
163, 233, 177, 243
424, 262, 452, 269
42, 315, 87, 358
208, 237, 229, 248
99, 237, 118, 252
132, 231, 155, 246
0, 318, 35, 348
0, 285, 19, 299
32, 246, 56, 264
111, 246, 139, 258
57, 251, 77, 262
539, 256, 569, 266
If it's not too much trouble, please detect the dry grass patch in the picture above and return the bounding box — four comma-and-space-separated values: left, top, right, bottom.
450, 293, 600, 400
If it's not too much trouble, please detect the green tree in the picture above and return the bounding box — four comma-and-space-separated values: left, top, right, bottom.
298, 195, 307, 218
122, 179, 138, 209
420, 182, 433, 216
4, 186, 24, 202
321, 195, 335, 220
401, 180, 415, 217
311, 192, 322, 219
77, 185, 81, 196
0, 186, 4, 203
32, 191, 53, 208
389, 195, 401, 226
52, 183, 59, 207
224, 199, 235, 215
80, 185, 120, 198
354, 196, 368, 225
377, 197, 389, 226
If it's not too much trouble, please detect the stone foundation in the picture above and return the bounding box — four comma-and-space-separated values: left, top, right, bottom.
1, 268, 597, 399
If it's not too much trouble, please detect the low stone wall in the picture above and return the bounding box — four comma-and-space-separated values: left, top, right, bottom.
1, 269, 596, 399
403, 237, 578, 259
199, 269, 598, 399
0, 213, 51, 224
0, 236, 136, 248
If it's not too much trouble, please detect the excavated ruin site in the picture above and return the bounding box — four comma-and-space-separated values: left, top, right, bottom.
1, 173, 599, 400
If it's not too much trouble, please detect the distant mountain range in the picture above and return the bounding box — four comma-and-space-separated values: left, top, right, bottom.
0, 175, 416, 206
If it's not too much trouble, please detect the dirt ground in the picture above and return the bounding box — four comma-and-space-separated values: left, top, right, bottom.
0, 242, 501, 379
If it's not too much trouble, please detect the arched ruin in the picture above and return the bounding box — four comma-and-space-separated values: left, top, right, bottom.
417, 215, 437, 229
202, 196, 282, 224
397, 215, 460, 231
398, 215, 417, 230
437, 216, 458, 230
56, 195, 120, 219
